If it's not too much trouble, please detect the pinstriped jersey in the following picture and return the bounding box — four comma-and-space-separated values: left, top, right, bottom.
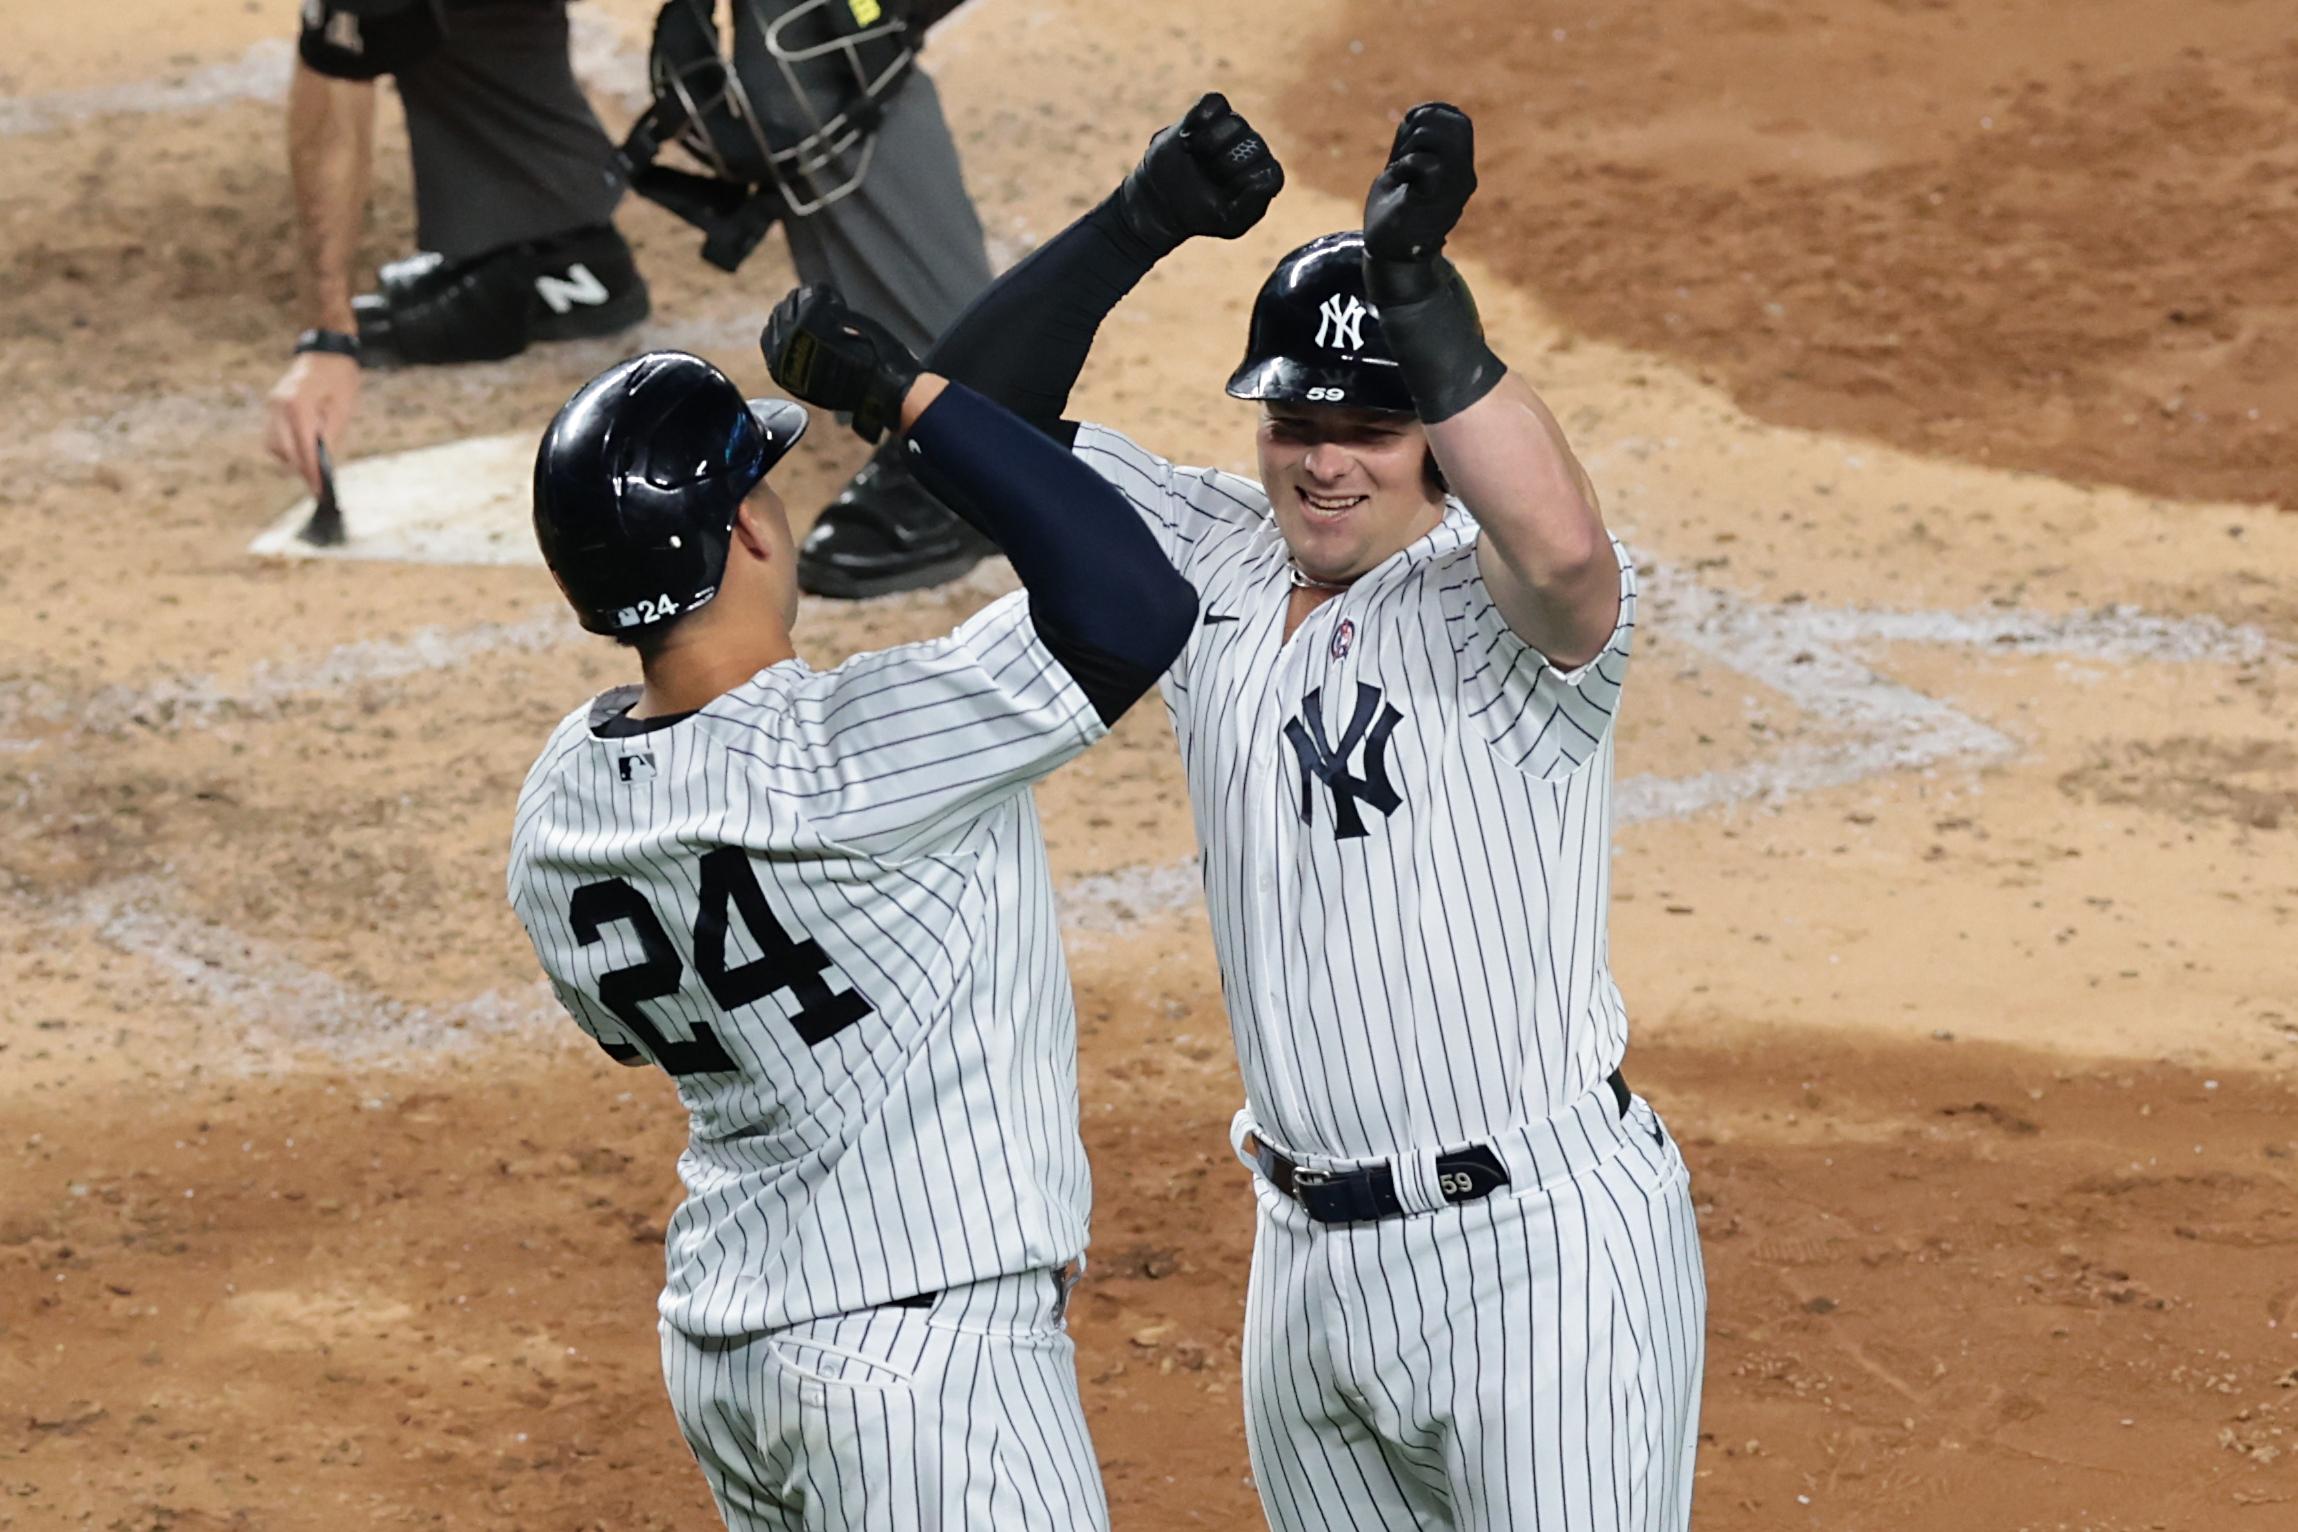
506, 592, 1104, 1337
1074, 424, 1638, 1164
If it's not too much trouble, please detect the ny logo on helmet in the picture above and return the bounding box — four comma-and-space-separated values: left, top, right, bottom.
1283, 682, 1404, 839
1315, 294, 1369, 352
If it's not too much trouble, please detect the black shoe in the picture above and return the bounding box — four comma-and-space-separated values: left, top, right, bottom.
355, 224, 650, 368
798, 448, 997, 599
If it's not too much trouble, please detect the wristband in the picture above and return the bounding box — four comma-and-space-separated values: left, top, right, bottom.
1364, 258, 1504, 424
294, 328, 362, 363
1107, 181, 1187, 264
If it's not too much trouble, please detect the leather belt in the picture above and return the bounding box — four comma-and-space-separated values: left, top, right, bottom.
1247, 1068, 1633, 1225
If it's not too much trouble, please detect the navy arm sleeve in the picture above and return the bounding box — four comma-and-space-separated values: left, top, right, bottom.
901, 383, 1197, 724
921, 196, 1161, 443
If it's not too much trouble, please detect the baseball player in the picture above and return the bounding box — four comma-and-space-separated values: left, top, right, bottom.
506, 285, 1197, 1527
926, 97, 1706, 1529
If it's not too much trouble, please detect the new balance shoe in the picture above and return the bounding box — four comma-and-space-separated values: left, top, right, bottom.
355, 224, 650, 368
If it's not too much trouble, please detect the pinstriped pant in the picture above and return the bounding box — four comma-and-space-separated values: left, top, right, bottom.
659, 1270, 1109, 1531
1241, 1096, 1706, 1531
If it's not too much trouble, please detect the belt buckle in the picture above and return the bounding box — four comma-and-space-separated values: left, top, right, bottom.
1288, 1165, 1332, 1189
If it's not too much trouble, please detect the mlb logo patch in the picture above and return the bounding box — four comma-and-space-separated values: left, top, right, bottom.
618, 752, 656, 784
1329, 619, 1356, 661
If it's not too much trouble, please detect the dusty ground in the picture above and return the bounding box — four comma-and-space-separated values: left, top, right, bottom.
4, 1, 2297, 1528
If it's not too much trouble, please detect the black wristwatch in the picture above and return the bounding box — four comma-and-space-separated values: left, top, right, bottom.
294, 328, 362, 363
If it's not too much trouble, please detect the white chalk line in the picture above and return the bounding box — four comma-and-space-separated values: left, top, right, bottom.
1059, 568, 2022, 931
22, 388, 264, 469
1056, 567, 2277, 929
1060, 860, 1207, 935
5, 559, 2277, 1056
6, 539, 2261, 747
0, 609, 576, 739
0, 561, 1028, 746
1787, 602, 2277, 667
5, 293, 774, 477
1621, 560, 2022, 819
0, 16, 648, 140
3, 878, 559, 1076
0, 41, 294, 138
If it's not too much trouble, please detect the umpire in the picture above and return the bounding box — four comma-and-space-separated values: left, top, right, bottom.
264, 0, 1000, 598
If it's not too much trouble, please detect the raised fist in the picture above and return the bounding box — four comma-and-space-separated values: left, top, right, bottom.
1115, 91, 1286, 254
760, 284, 920, 444
1363, 102, 1477, 266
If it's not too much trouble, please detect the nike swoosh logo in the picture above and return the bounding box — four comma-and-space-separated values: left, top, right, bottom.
1203, 612, 1242, 625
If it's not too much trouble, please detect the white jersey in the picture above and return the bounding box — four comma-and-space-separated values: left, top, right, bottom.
1075, 425, 1638, 1164
507, 592, 1105, 1337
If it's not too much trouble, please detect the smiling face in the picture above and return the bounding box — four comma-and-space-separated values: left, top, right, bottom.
1256, 403, 1448, 584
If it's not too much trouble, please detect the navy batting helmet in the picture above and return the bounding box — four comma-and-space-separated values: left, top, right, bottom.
533, 351, 808, 636
1225, 230, 1415, 414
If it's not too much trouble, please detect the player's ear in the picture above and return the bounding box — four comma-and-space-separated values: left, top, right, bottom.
1423, 446, 1448, 500
729, 494, 775, 562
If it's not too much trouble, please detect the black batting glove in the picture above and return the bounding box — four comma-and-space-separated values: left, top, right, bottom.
1363, 102, 1477, 305
1114, 91, 1286, 256
761, 284, 920, 444
1359, 104, 1502, 423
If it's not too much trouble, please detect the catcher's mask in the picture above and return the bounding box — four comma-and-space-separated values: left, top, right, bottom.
618, 0, 916, 271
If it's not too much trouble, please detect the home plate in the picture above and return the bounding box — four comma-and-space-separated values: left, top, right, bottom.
250, 432, 542, 566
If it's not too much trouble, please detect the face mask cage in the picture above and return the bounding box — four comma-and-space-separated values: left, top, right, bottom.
653, 0, 915, 217
755, 0, 915, 213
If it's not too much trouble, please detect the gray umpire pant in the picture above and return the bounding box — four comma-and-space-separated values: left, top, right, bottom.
396, 2, 992, 350
394, 1, 627, 261
781, 70, 993, 355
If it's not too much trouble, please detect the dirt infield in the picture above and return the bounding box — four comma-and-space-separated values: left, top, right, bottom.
5, 1, 2297, 1528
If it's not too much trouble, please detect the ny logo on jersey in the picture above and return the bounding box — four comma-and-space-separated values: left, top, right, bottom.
1315, 293, 1369, 352
1283, 682, 1404, 839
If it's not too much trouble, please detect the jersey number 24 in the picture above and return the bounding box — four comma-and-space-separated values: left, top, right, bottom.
568, 847, 872, 1076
